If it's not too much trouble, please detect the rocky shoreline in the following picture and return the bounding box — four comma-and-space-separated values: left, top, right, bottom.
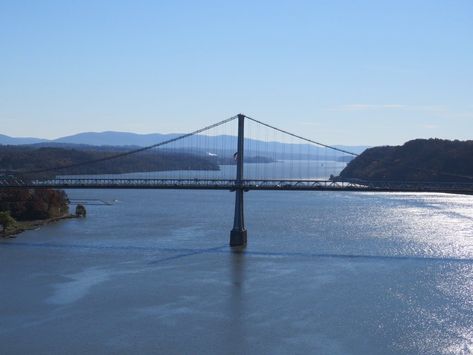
1, 214, 78, 239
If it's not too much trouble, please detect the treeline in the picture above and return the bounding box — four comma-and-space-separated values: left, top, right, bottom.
0, 189, 69, 221
339, 139, 473, 182
0, 145, 219, 179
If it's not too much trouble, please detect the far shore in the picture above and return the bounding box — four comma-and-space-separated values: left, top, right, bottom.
1, 214, 78, 239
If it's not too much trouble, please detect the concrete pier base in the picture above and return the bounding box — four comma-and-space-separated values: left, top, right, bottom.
230, 228, 247, 247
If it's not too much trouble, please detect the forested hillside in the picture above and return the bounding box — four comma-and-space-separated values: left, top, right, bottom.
0, 146, 219, 179
339, 139, 473, 182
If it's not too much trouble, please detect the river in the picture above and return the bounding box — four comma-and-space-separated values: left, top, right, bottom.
1, 170, 473, 353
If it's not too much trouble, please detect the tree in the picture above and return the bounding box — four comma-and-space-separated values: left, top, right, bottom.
0, 188, 69, 220
0, 211, 17, 233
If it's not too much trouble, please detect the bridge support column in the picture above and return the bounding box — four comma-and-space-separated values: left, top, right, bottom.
230, 114, 247, 247
230, 188, 247, 246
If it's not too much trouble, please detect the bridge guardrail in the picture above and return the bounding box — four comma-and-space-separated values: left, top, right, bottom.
1, 177, 473, 193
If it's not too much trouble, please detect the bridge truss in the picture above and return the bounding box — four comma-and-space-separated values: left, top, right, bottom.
2, 177, 473, 194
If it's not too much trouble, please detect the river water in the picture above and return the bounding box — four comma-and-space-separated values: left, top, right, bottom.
1, 167, 473, 354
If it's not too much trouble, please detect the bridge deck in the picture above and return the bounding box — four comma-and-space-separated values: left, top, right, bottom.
1, 178, 473, 194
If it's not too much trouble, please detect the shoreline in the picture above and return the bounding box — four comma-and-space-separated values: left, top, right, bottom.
1, 214, 78, 239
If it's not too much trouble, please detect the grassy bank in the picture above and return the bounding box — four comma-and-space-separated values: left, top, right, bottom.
1, 214, 77, 239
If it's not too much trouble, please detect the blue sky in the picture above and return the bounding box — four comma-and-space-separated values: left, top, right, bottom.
1, 0, 472, 145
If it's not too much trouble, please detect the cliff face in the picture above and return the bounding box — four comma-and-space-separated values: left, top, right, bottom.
339, 139, 473, 182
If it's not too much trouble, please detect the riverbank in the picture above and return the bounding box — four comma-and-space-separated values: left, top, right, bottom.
1, 214, 78, 239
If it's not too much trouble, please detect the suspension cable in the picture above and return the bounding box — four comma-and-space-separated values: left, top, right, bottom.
18, 115, 238, 176
244, 115, 359, 157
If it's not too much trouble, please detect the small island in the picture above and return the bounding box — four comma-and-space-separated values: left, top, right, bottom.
339, 138, 473, 182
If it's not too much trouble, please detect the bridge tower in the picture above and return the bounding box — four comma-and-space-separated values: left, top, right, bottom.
230, 114, 247, 246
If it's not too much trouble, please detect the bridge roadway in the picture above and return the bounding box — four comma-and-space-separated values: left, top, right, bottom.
2, 177, 473, 194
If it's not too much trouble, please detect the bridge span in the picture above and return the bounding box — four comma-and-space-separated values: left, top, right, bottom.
2, 114, 473, 246
3, 177, 473, 195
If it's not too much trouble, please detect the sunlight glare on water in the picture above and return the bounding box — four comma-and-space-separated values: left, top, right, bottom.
1, 189, 473, 354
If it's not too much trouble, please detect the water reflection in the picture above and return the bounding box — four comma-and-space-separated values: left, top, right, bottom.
225, 246, 247, 352
231, 245, 246, 287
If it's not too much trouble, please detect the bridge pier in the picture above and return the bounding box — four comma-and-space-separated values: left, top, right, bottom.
230, 187, 247, 246
230, 114, 247, 247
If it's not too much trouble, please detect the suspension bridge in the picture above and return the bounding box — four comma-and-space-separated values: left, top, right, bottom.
2, 114, 473, 246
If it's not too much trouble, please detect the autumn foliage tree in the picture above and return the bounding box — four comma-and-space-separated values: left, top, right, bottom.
0, 189, 69, 220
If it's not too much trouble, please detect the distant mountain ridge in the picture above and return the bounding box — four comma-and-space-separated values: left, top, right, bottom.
53, 131, 179, 146
0, 131, 369, 155
0, 134, 47, 145
0, 131, 177, 146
